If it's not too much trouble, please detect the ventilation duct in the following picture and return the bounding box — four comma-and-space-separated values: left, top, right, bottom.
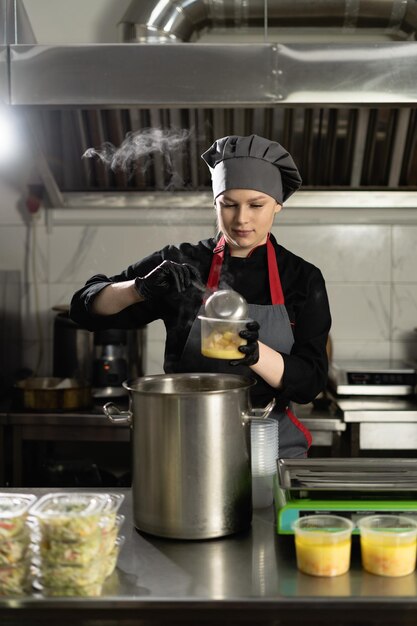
119, 0, 417, 43
0, 0, 36, 45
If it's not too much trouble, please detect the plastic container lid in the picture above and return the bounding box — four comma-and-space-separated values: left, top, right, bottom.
29, 493, 109, 544
29, 493, 107, 520
198, 315, 251, 325
100, 493, 125, 515
204, 289, 248, 319
100, 513, 125, 534
0, 494, 37, 519
0, 494, 37, 541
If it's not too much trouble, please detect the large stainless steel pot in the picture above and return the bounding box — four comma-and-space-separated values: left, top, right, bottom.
103, 373, 275, 540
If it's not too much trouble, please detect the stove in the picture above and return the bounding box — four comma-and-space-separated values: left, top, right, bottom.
328, 360, 416, 396
327, 360, 417, 452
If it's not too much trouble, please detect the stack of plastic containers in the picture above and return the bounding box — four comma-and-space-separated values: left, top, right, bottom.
250, 418, 279, 508
0, 494, 37, 595
29, 492, 125, 596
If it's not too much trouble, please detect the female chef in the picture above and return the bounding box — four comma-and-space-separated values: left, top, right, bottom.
70, 134, 331, 458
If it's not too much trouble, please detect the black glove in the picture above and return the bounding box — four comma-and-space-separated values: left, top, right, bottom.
134, 260, 202, 300
229, 320, 260, 366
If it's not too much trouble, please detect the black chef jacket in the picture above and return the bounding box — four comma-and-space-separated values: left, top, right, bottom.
70, 233, 331, 409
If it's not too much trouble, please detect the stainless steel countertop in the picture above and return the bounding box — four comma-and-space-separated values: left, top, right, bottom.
4, 412, 126, 426
1, 403, 346, 431
0, 402, 128, 425
1, 488, 417, 625
292, 403, 346, 431
343, 410, 417, 422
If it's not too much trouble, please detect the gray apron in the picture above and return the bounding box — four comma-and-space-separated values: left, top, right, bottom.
173, 235, 311, 458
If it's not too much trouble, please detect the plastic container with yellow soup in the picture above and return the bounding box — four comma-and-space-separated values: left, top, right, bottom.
292, 515, 354, 577
199, 316, 249, 360
358, 515, 417, 577
199, 289, 250, 360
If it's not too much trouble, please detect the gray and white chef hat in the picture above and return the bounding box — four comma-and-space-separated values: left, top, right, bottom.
201, 134, 302, 204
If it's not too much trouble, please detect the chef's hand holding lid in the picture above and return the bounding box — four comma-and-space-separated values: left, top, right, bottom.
134, 260, 202, 300
229, 321, 260, 366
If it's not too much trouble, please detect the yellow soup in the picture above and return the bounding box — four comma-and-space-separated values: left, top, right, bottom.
202, 330, 246, 360
361, 536, 417, 577
295, 536, 352, 577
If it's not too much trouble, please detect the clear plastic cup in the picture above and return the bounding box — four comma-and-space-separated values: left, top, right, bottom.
358, 515, 417, 577
198, 316, 249, 360
250, 418, 278, 476
292, 515, 354, 577
250, 418, 278, 508
252, 475, 275, 509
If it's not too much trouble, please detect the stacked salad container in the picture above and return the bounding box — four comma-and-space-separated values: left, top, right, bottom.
0, 494, 37, 595
30, 492, 125, 596
0, 491, 126, 597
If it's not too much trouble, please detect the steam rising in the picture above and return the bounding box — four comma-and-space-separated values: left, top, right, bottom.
82, 127, 191, 180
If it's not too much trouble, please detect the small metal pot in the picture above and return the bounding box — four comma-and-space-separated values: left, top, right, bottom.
104, 373, 275, 540
15, 377, 92, 411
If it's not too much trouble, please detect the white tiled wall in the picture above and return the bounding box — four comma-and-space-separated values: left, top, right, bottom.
2, 182, 417, 376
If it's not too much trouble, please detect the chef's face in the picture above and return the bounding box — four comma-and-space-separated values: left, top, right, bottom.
215, 189, 282, 257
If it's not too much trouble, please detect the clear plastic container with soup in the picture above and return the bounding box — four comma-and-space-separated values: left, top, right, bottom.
199, 316, 249, 360
358, 515, 417, 577
292, 515, 354, 577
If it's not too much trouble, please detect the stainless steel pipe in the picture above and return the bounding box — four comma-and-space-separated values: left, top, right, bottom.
120, 0, 417, 43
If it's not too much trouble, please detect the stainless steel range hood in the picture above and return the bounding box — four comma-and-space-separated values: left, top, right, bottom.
9, 42, 417, 107
2, 0, 417, 204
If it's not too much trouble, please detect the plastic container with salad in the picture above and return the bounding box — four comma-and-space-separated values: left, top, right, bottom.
0, 494, 37, 540
101, 514, 125, 555
29, 492, 108, 542
0, 493, 36, 593
37, 529, 102, 566
102, 535, 125, 578
0, 559, 31, 596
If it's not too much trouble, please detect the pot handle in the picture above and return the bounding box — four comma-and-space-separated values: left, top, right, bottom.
103, 402, 133, 426
243, 398, 276, 422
